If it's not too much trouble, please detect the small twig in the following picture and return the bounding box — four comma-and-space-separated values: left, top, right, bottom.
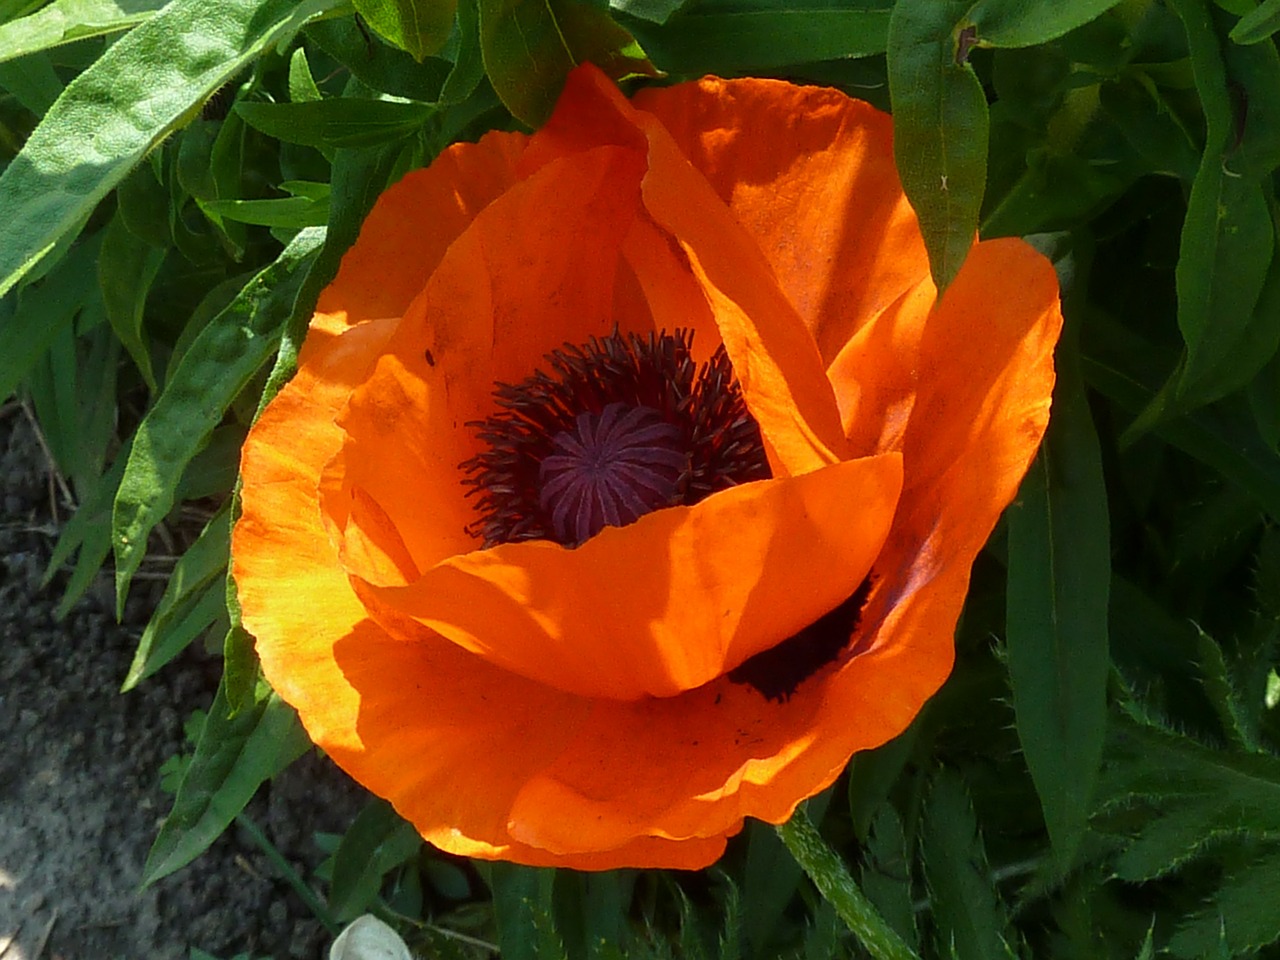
374, 905, 501, 953
18, 400, 75, 510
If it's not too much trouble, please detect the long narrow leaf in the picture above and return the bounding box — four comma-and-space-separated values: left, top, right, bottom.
0, 0, 343, 297
112, 227, 324, 613
1006, 335, 1110, 872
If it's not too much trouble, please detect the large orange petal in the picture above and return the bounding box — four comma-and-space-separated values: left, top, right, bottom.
492, 238, 1062, 852
631, 107, 850, 475
320, 145, 649, 577
632, 78, 931, 367
355, 453, 902, 700
513, 65, 851, 477
235, 315, 726, 872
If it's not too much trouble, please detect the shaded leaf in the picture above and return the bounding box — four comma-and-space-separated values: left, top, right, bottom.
328, 799, 424, 922
1006, 334, 1110, 872
122, 504, 231, 691
921, 770, 1016, 960
631, 1, 890, 74
97, 212, 162, 390
142, 681, 310, 885
1167, 844, 1280, 957
112, 227, 324, 613
1231, 0, 1280, 43
0, 231, 100, 401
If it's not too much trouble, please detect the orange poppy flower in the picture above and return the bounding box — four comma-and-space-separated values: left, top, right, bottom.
232, 64, 1062, 870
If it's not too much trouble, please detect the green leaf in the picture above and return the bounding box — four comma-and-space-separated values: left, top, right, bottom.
200, 194, 331, 228
1099, 713, 1280, 879
887, 0, 989, 293
439, 0, 484, 103
354, 0, 457, 60
1167, 845, 1280, 957
478, 0, 657, 126
631, 2, 890, 74
0, 0, 343, 298
305, 15, 454, 102
1230, 0, 1280, 43
486, 864, 566, 960
1194, 627, 1265, 753
112, 227, 324, 615
1006, 335, 1110, 873
121, 504, 231, 691
1169, 0, 1276, 400
0, 0, 168, 64
0, 230, 100, 401
142, 681, 310, 885
236, 97, 433, 149
98, 212, 162, 390
327, 799, 423, 922
969, 0, 1126, 47
288, 46, 323, 103
859, 806, 918, 949
921, 771, 1017, 960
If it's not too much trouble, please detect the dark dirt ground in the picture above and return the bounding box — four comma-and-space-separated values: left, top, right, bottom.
0, 404, 366, 960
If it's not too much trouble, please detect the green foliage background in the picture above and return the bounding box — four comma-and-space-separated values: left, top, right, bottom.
3, 0, 1280, 957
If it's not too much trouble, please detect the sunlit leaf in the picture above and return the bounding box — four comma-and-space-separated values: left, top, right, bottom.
0, 0, 343, 298
354, 0, 457, 60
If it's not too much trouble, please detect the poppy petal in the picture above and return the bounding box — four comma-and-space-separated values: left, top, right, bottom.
632, 78, 931, 367
322, 145, 649, 574
514, 65, 853, 477
235, 316, 732, 870
492, 238, 1063, 852
307, 132, 527, 343
355, 453, 902, 700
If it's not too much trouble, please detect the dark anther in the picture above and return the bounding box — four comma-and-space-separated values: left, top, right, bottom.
460, 329, 770, 547
424, 349, 436, 367
727, 577, 875, 702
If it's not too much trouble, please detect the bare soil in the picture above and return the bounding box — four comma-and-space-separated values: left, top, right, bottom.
0, 407, 365, 960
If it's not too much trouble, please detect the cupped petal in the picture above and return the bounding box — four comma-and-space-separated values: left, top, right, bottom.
632, 78, 931, 366
321, 145, 650, 578
632, 106, 851, 475
307, 131, 527, 346
492, 238, 1063, 853
235, 314, 727, 872
514, 64, 852, 477
355, 453, 903, 701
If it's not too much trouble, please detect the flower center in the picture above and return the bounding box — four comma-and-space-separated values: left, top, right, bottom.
461, 329, 771, 547
539, 404, 686, 544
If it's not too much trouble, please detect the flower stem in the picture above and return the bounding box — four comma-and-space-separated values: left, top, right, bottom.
776, 806, 922, 960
